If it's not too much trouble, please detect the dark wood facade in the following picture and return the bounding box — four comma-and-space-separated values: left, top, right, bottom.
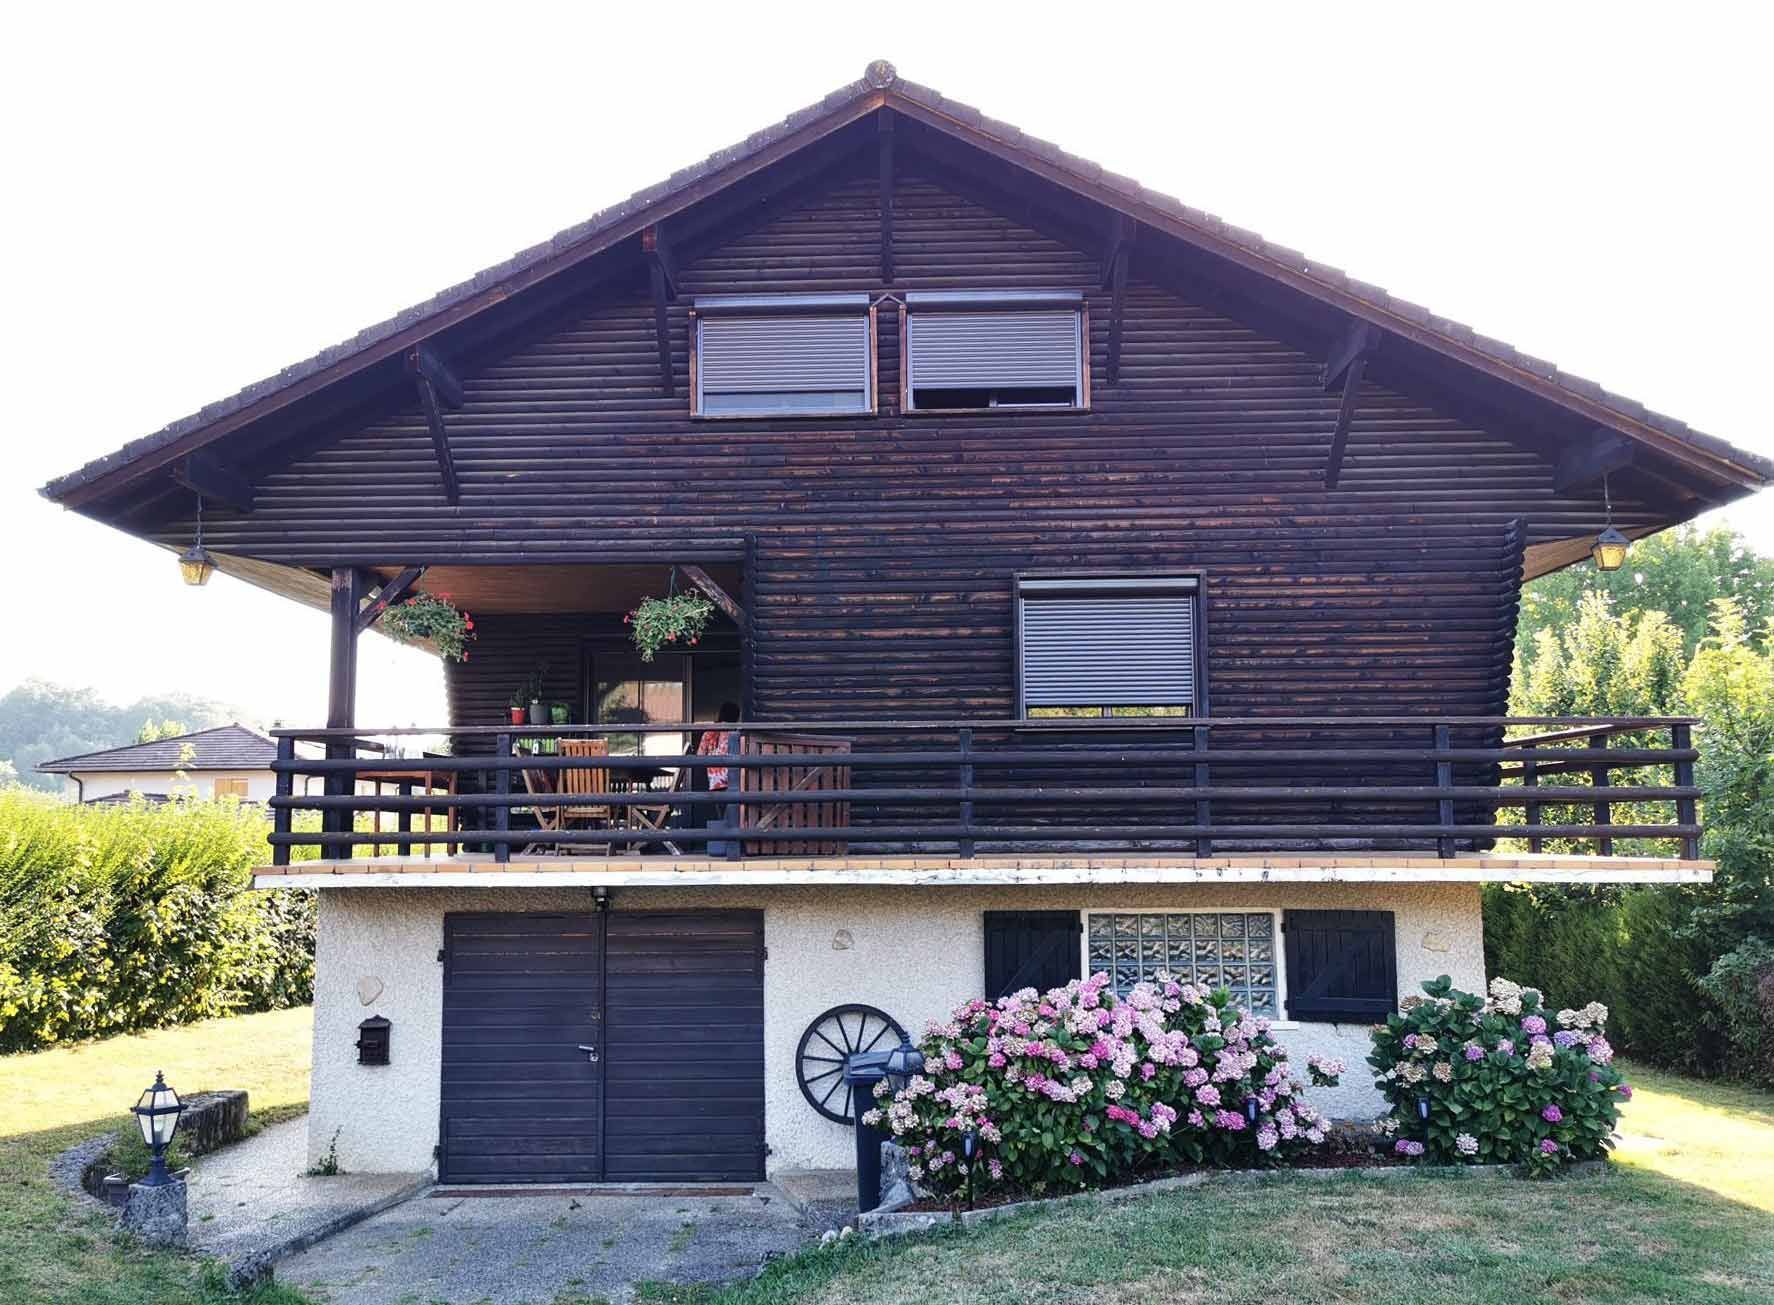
41, 73, 1764, 860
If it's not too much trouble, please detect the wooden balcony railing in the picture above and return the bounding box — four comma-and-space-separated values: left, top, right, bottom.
266, 716, 1704, 864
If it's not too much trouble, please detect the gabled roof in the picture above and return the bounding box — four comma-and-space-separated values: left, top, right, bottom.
40, 59, 1771, 511
37, 723, 277, 774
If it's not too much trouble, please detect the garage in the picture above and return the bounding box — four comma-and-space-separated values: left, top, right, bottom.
439, 910, 765, 1183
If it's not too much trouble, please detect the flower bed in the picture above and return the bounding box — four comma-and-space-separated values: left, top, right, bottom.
1370, 976, 1631, 1175
866, 972, 1344, 1205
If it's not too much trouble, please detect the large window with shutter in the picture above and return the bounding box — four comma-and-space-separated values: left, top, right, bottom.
1281, 910, 1398, 1023
692, 293, 875, 417
1016, 575, 1200, 718
904, 290, 1086, 411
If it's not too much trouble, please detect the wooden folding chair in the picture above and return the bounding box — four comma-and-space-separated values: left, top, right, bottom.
524, 739, 614, 855
625, 765, 687, 856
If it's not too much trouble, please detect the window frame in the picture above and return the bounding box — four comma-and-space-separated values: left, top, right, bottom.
1081, 908, 1293, 1026
1013, 570, 1209, 720
212, 777, 251, 800
689, 294, 878, 420
900, 291, 1091, 415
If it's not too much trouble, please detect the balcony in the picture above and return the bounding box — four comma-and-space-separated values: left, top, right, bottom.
255, 716, 1708, 886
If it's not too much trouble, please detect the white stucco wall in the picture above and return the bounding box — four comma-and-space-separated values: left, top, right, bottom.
65, 769, 279, 802
306, 882, 1484, 1175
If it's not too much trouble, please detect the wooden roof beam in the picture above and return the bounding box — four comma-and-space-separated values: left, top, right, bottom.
1103, 214, 1133, 385
878, 108, 895, 283
172, 449, 254, 513
1554, 429, 1637, 495
1323, 320, 1381, 488
411, 371, 459, 503
405, 343, 464, 409
642, 223, 677, 396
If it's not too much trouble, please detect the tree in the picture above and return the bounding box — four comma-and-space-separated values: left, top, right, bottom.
1517, 524, 1774, 658
135, 718, 192, 744
0, 679, 240, 792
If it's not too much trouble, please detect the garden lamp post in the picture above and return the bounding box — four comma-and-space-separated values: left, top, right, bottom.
1416, 1094, 1432, 1160
131, 1071, 186, 1187
962, 1130, 978, 1212
1244, 1095, 1261, 1126
883, 1036, 925, 1092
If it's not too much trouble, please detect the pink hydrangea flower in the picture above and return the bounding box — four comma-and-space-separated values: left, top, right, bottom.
1541, 1104, 1563, 1123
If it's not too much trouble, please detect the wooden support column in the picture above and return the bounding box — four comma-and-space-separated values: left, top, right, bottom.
1103, 214, 1132, 385
642, 223, 677, 395
676, 563, 747, 628
325, 567, 367, 841
878, 108, 895, 283
356, 565, 428, 634
1323, 320, 1381, 488
173, 450, 255, 513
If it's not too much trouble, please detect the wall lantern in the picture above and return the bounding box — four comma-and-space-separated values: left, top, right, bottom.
1591, 474, 1630, 572
178, 495, 216, 587
356, 1015, 391, 1066
130, 1070, 186, 1187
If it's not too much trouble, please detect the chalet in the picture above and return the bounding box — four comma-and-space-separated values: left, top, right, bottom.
41, 62, 1769, 1185
36, 723, 312, 804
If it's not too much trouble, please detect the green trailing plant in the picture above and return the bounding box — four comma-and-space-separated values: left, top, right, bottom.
375, 592, 475, 662
305, 1127, 345, 1177
626, 594, 714, 662
1368, 976, 1629, 1175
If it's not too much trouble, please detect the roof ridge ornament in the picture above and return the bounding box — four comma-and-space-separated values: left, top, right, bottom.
864, 59, 898, 89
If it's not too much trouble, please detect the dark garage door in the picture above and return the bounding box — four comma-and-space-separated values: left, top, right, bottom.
440, 910, 763, 1184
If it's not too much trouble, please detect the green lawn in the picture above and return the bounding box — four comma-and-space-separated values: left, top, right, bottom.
648, 1057, 1774, 1305
5, 1014, 1771, 1305
0, 1005, 314, 1305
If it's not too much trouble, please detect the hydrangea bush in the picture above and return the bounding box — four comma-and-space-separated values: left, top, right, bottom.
865, 971, 1341, 1202
1369, 975, 1630, 1174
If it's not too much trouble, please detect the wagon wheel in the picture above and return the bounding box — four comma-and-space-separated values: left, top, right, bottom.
795, 1004, 908, 1125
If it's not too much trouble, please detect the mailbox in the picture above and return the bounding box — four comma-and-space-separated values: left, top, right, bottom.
356, 1015, 391, 1066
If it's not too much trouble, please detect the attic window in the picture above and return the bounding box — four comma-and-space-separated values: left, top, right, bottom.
905, 291, 1086, 412
692, 293, 875, 417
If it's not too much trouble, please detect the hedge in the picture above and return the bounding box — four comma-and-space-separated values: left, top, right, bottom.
0, 789, 315, 1052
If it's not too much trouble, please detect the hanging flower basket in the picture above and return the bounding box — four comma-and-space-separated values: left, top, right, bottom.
627, 594, 713, 662
376, 592, 475, 662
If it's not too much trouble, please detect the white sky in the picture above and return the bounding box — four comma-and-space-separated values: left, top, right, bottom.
2, 3, 1769, 728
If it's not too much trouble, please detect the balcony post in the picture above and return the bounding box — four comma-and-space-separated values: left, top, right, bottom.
1589, 730, 1613, 855
957, 728, 974, 858
1434, 724, 1454, 858
272, 735, 293, 867
1521, 744, 1542, 854
1193, 725, 1212, 857
494, 733, 512, 864
324, 567, 367, 849
1671, 722, 1698, 860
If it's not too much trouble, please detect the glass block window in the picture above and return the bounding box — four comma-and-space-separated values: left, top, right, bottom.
1085, 911, 1280, 1017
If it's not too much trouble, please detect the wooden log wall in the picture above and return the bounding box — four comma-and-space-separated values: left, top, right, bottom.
147, 158, 1606, 842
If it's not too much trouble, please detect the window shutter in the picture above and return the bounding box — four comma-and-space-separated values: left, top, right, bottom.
1020, 590, 1196, 707
908, 310, 1082, 389
1282, 910, 1397, 1023
693, 295, 872, 415
984, 911, 1082, 1000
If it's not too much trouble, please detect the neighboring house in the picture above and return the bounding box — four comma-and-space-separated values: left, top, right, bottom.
40, 63, 1769, 1184
35, 724, 299, 803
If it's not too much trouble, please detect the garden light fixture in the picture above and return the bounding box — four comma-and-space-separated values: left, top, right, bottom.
1591, 473, 1630, 572
131, 1071, 186, 1187
178, 495, 216, 587
1416, 1095, 1431, 1122
883, 1036, 925, 1092
1244, 1095, 1261, 1125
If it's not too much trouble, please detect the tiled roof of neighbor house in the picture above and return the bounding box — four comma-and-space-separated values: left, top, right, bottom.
39, 59, 1772, 503
36, 724, 277, 774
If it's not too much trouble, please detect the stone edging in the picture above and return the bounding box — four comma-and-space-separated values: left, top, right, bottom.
49, 1131, 121, 1215
855, 1159, 1608, 1239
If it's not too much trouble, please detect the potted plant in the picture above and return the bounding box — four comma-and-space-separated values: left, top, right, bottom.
549, 703, 571, 726
522, 666, 549, 725
626, 594, 714, 662
507, 692, 526, 726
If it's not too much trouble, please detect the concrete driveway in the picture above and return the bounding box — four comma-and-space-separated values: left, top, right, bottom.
275, 1183, 822, 1305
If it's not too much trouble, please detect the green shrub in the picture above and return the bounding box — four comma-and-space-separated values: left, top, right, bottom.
1368, 975, 1629, 1174
0, 790, 313, 1052
1699, 937, 1774, 1082
867, 972, 1343, 1203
